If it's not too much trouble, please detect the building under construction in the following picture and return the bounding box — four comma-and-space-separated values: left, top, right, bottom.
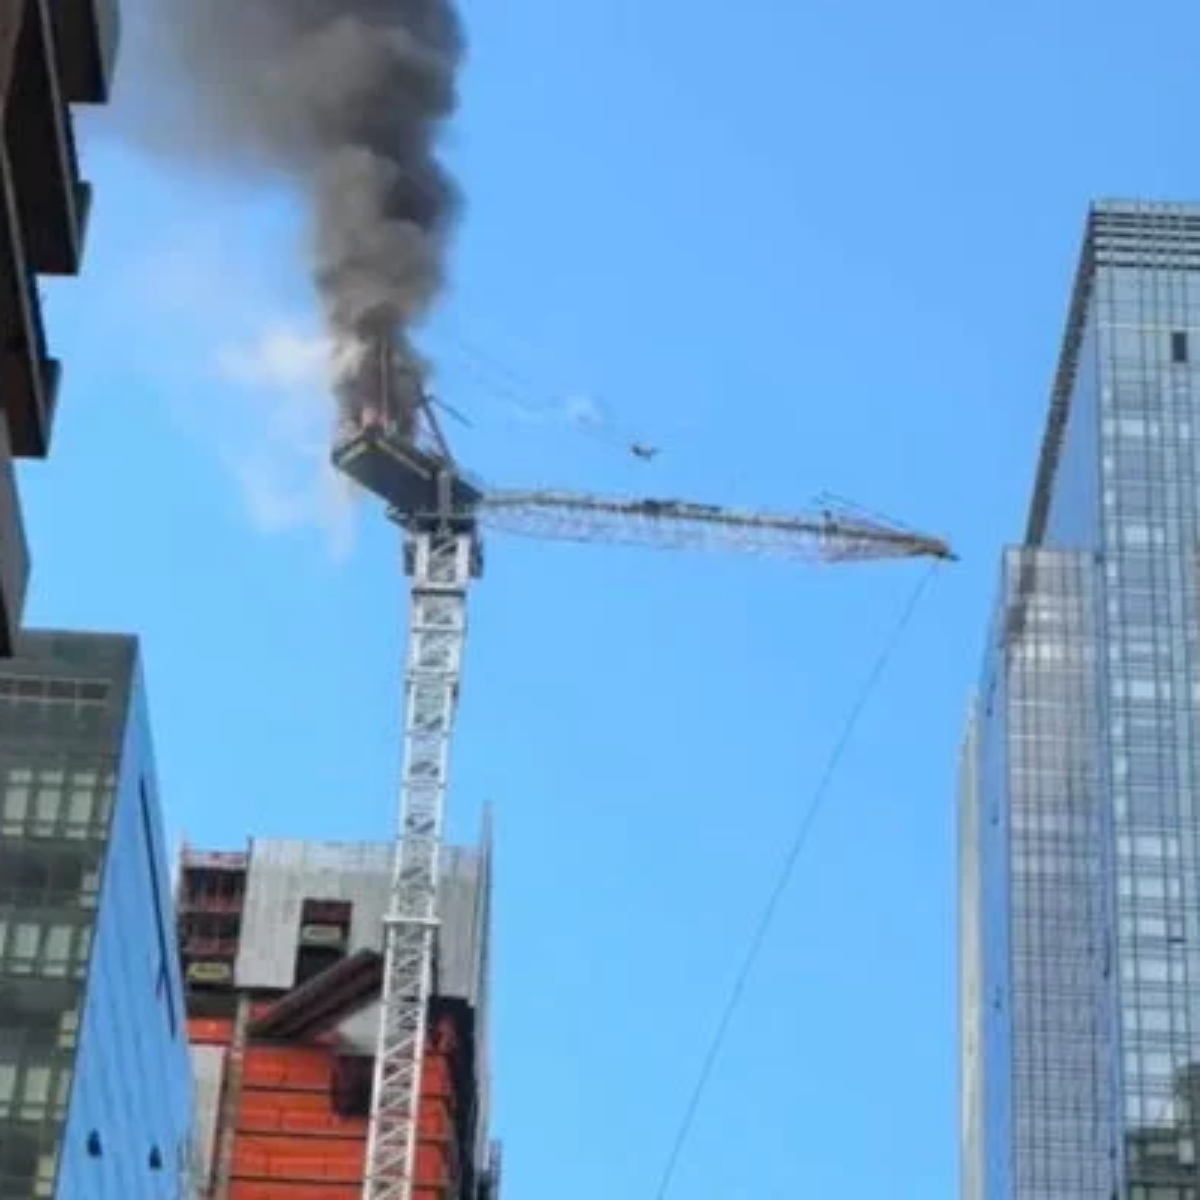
176, 829, 500, 1200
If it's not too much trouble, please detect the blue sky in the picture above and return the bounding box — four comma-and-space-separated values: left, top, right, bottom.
20, 0, 1200, 1194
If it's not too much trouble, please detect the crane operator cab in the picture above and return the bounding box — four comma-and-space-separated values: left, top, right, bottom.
332, 338, 482, 523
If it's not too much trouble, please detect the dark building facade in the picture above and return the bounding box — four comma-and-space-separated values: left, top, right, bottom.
961, 201, 1200, 1199
0, 630, 193, 1198
0, 0, 119, 654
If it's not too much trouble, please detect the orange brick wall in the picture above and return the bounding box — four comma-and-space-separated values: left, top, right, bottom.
189, 1011, 471, 1200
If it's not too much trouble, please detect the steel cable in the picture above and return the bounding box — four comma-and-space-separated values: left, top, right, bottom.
651, 562, 942, 1199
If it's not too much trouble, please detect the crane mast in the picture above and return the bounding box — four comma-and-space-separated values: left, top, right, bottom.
361, 518, 480, 1200
332, 342, 953, 1200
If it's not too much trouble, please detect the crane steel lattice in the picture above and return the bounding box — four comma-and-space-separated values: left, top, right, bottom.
331, 336, 953, 1200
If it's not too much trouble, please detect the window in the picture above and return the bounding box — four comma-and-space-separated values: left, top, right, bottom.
1140, 1008, 1172, 1034
2, 780, 29, 828
35, 1153, 57, 1197
1171, 330, 1189, 364
11, 923, 40, 960
1137, 958, 1171, 984
20, 1065, 50, 1114
33, 787, 58, 826
74, 925, 91, 978
67, 787, 92, 827
58, 1007, 78, 1050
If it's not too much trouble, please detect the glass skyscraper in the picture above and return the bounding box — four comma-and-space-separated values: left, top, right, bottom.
962, 200, 1200, 1200
0, 630, 194, 1198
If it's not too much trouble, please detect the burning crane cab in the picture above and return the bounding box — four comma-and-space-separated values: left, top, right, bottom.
334, 420, 482, 525
331, 336, 482, 529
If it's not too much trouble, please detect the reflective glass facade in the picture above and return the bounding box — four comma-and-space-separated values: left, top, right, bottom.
0, 631, 193, 1198
962, 201, 1200, 1200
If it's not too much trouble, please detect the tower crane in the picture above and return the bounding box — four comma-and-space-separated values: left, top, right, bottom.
332, 334, 954, 1200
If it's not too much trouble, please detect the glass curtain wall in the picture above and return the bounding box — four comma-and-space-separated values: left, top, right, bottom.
963, 202, 1200, 1200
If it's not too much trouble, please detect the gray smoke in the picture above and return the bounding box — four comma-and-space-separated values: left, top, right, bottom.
138, 0, 465, 433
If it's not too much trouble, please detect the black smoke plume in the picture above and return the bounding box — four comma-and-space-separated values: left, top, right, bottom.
135, 0, 465, 434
